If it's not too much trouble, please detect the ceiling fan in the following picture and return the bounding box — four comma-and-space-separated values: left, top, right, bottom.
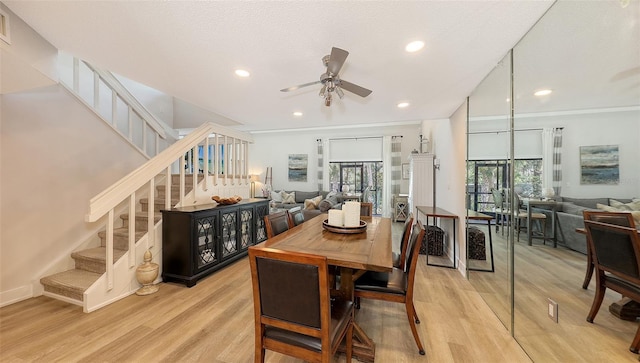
280, 47, 372, 107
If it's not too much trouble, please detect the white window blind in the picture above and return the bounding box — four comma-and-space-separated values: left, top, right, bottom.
329, 137, 383, 162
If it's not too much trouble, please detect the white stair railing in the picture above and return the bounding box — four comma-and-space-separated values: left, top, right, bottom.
58, 52, 178, 159
85, 122, 252, 297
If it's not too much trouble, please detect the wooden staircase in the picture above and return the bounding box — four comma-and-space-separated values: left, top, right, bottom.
40, 174, 198, 305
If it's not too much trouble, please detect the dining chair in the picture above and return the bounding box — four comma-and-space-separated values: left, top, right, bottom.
288, 206, 305, 226
354, 220, 426, 355
248, 246, 354, 363
582, 210, 636, 289
491, 188, 511, 235
583, 220, 640, 353
360, 202, 373, 217
264, 210, 293, 239
514, 194, 548, 244
392, 213, 414, 270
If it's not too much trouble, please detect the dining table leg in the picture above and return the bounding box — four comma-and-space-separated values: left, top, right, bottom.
337, 267, 376, 363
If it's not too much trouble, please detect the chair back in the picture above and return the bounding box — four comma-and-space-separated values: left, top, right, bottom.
288, 206, 305, 226
397, 213, 414, 270
248, 246, 353, 362
584, 220, 640, 282
264, 210, 293, 238
360, 202, 373, 217
584, 210, 636, 228
492, 188, 504, 210
405, 221, 426, 288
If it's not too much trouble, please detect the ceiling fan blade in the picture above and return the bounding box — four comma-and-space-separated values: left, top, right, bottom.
338, 80, 372, 97
327, 47, 349, 75
280, 80, 322, 92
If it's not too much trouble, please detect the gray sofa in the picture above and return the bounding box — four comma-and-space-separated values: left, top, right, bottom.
537, 197, 634, 254
270, 190, 345, 220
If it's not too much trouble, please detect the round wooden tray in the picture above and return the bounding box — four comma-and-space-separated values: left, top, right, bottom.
322, 219, 367, 234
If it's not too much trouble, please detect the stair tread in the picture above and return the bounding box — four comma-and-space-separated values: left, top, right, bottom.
41, 269, 101, 292
71, 247, 127, 262
98, 228, 146, 238
121, 212, 162, 217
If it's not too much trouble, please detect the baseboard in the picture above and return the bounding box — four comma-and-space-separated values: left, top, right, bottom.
0, 285, 33, 308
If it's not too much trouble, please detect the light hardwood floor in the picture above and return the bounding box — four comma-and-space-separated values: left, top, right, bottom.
1, 222, 530, 363
468, 222, 640, 362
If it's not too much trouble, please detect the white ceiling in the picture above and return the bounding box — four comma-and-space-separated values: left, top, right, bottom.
4, 1, 565, 132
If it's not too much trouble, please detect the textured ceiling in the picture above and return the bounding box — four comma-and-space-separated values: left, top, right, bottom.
4, 1, 570, 132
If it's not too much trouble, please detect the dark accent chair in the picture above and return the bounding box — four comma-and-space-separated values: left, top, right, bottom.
288, 206, 305, 226
360, 202, 373, 217
248, 247, 353, 363
392, 213, 414, 270
583, 220, 640, 353
354, 221, 426, 355
582, 210, 636, 289
264, 210, 293, 239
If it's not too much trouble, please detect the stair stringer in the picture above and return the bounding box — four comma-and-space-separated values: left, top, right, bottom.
83, 222, 162, 313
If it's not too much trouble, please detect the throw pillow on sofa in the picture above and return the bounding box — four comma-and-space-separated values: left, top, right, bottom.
318, 195, 340, 212
281, 191, 296, 204
597, 203, 640, 225
304, 195, 323, 210
295, 191, 320, 204
610, 199, 640, 211
271, 191, 283, 203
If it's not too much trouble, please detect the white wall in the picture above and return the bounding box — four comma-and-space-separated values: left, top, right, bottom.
0, 3, 58, 94
0, 85, 147, 305
468, 108, 640, 198
247, 123, 422, 194
421, 101, 468, 275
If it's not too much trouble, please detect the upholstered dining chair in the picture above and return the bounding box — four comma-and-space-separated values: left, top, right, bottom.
583, 220, 640, 353
582, 210, 636, 289
354, 220, 426, 355
514, 194, 548, 244
360, 202, 373, 217
264, 210, 293, 239
248, 246, 354, 363
288, 206, 305, 226
392, 213, 414, 270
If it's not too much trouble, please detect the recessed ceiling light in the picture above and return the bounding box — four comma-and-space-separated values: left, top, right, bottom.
293, 111, 303, 117
534, 89, 552, 96
397, 102, 410, 108
506, 98, 510, 102
405, 41, 424, 53
235, 69, 250, 78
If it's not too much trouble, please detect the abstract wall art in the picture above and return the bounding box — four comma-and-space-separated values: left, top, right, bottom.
288, 154, 308, 182
580, 144, 619, 185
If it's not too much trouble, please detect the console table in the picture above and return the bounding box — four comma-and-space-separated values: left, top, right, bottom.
161, 199, 269, 287
416, 206, 458, 269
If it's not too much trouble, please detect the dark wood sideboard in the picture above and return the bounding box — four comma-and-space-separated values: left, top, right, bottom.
162, 199, 270, 287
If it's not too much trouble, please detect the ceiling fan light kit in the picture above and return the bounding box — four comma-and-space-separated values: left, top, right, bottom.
281, 47, 372, 107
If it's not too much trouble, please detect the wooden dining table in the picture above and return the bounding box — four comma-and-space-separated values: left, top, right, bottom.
256, 214, 393, 363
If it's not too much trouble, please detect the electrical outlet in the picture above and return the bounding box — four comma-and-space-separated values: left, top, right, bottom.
547, 298, 558, 323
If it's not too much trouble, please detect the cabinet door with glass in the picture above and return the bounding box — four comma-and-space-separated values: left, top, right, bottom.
239, 205, 254, 250
195, 214, 219, 272
255, 201, 269, 244
220, 209, 238, 259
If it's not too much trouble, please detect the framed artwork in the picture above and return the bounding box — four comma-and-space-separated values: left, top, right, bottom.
580, 144, 619, 184
402, 163, 410, 179
288, 154, 308, 182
